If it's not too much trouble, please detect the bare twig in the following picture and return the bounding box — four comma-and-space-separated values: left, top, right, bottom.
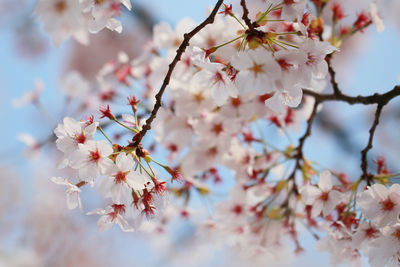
303, 86, 400, 183
303, 85, 400, 105
295, 100, 320, 164
284, 100, 320, 208
240, 0, 253, 29
132, 0, 225, 147
361, 104, 384, 185
326, 55, 342, 95
287, 100, 320, 183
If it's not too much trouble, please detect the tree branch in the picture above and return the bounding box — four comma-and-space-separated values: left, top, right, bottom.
326, 55, 342, 95
303, 85, 400, 184
132, 0, 225, 147
285, 100, 320, 199
361, 103, 384, 185
303, 85, 400, 105
295, 100, 320, 165
240, 0, 253, 29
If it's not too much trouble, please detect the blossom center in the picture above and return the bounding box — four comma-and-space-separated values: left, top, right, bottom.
364, 227, 379, 239
212, 123, 224, 135
114, 171, 128, 184
168, 143, 178, 152
206, 36, 216, 47
259, 93, 274, 103
284, 0, 295, 4
232, 204, 243, 215
249, 62, 264, 78
213, 72, 225, 85
306, 53, 316, 66
173, 38, 181, 47
393, 229, 400, 241
74, 132, 86, 144
107, 204, 126, 221
54, 1, 67, 13
231, 97, 241, 107
277, 59, 293, 71
112, 204, 126, 214
319, 191, 329, 202
193, 92, 205, 103
380, 198, 396, 211
89, 149, 101, 163
207, 146, 218, 157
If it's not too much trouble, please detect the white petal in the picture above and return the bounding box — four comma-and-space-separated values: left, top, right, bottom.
66, 191, 80, 210
97, 215, 114, 231
116, 215, 134, 232
322, 190, 343, 216
116, 153, 134, 172
318, 170, 332, 191
50, 177, 69, 186
311, 200, 323, 218
300, 185, 321, 205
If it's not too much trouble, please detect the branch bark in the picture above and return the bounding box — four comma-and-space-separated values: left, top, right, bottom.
303, 85, 400, 182
361, 104, 384, 185
240, 0, 253, 29
132, 0, 225, 147
303, 85, 400, 105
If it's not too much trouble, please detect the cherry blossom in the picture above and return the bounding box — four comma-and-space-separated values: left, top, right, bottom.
98, 153, 148, 204
369, 2, 384, 33
51, 177, 82, 210
61, 71, 90, 98
357, 184, 400, 228
299, 40, 337, 86
300, 170, 344, 218
69, 140, 114, 181
12, 79, 44, 108
54, 117, 98, 166
193, 59, 238, 106
351, 221, 381, 251
153, 18, 196, 50
34, 0, 88, 45
231, 48, 281, 98
367, 224, 400, 267
87, 204, 133, 232
81, 0, 132, 34
316, 233, 361, 266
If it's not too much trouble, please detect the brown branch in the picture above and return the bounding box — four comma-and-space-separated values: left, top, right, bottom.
282, 101, 320, 216
326, 55, 342, 95
295, 100, 320, 165
303, 85, 400, 105
132, 0, 225, 147
285, 100, 320, 200
361, 104, 384, 185
240, 0, 253, 29
304, 85, 400, 184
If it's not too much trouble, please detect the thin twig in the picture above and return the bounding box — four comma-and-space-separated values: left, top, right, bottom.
284, 100, 320, 204
326, 55, 342, 95
303, 85, 400, 105
304, 86, 400, 184
240, 0, 253, 29
132, 0, 225, 147
295, 100, 320, 165
361, 104, 384, 185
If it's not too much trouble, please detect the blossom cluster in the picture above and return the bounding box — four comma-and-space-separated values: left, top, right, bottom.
17, 0, 400, 266
299, 170, 400, 266
53, 115, 172, 231
34, 0, 132, 45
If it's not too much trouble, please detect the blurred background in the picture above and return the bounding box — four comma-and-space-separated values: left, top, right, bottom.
1, 0, 400, 266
